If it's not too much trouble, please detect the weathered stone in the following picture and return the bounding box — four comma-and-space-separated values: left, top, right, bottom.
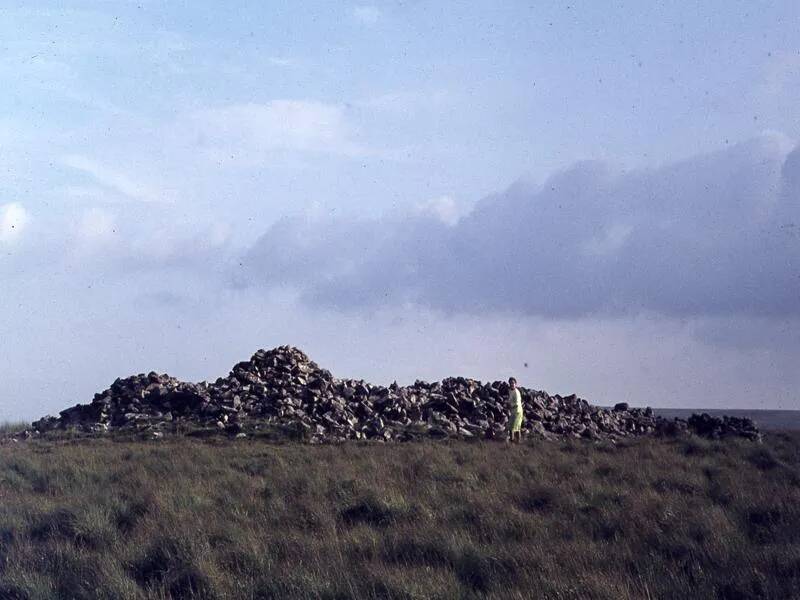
29, 345, 760, 444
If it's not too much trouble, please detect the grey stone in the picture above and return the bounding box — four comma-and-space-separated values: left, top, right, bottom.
28, 345, 760, 444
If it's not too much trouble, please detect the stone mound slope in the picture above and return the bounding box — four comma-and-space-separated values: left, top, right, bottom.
32, 346, 761, 442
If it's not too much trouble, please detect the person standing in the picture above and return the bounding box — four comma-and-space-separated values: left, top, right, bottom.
508, 377, 523, 443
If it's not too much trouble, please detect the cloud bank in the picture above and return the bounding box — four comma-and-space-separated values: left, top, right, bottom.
187, 101, 363, 166
3, 138, 798, 417
240, 135, 800, 318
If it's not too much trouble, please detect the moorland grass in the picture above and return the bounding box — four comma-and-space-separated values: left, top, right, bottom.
0, 433, 798, 599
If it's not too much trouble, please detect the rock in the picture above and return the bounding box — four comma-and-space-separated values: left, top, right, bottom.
28, 345, 760, 444
529, 421, 547, 437
687, 413, 761, 441
655, 418, 689, 437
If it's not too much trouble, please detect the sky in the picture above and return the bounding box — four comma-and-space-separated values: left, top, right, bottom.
1, 1, 799, 420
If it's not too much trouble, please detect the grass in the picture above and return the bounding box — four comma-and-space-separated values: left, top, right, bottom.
0, 433, 798, 599
0, 422, 29, 435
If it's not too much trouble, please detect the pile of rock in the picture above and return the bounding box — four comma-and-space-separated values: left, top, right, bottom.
31, 346, 761, 443
687, 413, 761, 441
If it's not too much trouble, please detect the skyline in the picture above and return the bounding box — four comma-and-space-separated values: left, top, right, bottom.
1, 2, 799, 419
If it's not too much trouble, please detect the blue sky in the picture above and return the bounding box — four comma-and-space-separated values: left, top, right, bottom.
1, 2, 799, 419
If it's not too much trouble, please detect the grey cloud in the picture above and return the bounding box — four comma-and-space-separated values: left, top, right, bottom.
239, 136, 800, 318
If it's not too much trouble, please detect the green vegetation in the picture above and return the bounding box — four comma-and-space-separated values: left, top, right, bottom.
0, 433, 798, 599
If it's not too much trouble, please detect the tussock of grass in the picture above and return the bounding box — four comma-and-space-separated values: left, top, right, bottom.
0, 434, 798, 598
0, 421, 29, 435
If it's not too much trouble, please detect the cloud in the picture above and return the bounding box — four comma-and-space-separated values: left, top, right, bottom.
239, 135, 800, 318
82, 220, 233, 274
355, 90, 451, 113
352, 6, 381, 25
582, 222, 634, 257
187, 101, 364, 165
758, 50, 800, 100
354, 89, 453, 113
123, 222, 232, 270
76, 207, 117, 246
414, 195, 463, 227
60, 185, 117, 203
267, 56, 297, 68
45, 199, 234, 275
61, 155, 162, 202
0, 203, 29, 243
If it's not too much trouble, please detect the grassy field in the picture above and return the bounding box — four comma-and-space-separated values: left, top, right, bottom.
0, 433, 798, 599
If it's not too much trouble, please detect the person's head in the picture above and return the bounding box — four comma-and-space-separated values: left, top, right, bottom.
508, 377, 517, 389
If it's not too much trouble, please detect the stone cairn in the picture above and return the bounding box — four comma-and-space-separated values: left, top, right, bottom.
31, 346, 761, 443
